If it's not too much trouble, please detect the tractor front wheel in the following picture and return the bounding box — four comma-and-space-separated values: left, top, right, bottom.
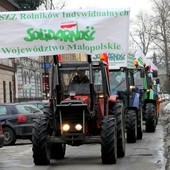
126, 110, 137, 143
110, 101, 125, 158
32, 117, 52, 165
137, 107, 143, 140
145, 103, 156, 132
101, 115, 117, 164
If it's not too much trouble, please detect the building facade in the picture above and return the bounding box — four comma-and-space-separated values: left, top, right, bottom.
15, 57, 43, 102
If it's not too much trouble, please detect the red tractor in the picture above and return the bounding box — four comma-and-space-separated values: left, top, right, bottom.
32, 55, 125, 165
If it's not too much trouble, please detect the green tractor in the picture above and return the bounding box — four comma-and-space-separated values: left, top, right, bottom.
135, 64, 160, 132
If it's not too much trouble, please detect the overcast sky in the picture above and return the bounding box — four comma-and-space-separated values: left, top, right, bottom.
63, 0, 152, 18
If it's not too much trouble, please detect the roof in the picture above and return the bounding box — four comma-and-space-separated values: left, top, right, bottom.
0, 0, 20, 10
0, 102, 36, 106
7, 0, 20, 9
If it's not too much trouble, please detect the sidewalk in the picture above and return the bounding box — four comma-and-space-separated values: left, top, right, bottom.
159, 102, 170, 170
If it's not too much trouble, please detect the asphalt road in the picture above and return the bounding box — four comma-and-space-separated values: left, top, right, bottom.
0, 122, 166, 170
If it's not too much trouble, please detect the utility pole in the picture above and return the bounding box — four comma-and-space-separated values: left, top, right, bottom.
44, 56, 47, 99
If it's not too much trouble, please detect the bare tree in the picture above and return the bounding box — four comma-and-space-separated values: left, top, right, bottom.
151, 0, 170, 75
39, 0, 66, 10
130, 11, 154, 55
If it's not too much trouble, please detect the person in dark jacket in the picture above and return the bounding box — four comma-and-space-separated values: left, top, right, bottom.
72, 70, 89, 84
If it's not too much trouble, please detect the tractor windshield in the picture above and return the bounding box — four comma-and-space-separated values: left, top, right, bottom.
93, 70, 103, 93
134, 71, 143, 89
60, 68, 104, 95
109, 71, 126, 94
60, 69, 90, 95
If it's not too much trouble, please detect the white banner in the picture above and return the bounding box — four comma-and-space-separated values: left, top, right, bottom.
0, 8, 130, 58
92, 53, 127, 69
92, 53, 135, 69
134, 49, 149, 66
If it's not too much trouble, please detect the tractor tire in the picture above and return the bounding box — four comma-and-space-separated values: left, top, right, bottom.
110, 101, 125, 158
145, 103, 156, 132
43, 107, 53, 119
137, 107, 143, 140
101, 115, 117, 164
126, 110, 137, 143
3, 127, 16, 146
51, 143, 66, 159
32, 117, 52, 165
155, 106, 159, 125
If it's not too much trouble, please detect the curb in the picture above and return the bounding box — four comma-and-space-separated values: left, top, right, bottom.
160, 115, 170, 170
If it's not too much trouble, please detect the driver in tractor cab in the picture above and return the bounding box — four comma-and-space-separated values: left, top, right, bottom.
69, 69, 90, 94
72, 70, 90, 84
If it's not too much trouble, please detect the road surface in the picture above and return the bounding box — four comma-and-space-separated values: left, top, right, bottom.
0, 123, 166, 170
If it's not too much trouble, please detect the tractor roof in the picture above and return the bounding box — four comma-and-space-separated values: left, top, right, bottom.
59, 61, 103, 71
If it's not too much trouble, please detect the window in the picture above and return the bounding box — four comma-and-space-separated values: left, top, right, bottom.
9, 82, 12, 102
93, 70, 103, 93
134, 72, 143, 89
109, 71, 126, 92
37, 103, 44, 110
0, 106, 7, 115
61, 69, 90, 95
15, 105, 43, 114
3, 81, 6, 103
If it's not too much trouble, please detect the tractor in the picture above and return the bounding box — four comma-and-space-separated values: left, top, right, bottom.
134, 63, 160, 132
32, 55, 126, 165
109, 67, 143, 143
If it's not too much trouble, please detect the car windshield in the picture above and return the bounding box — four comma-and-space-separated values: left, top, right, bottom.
15, 104, 43, 114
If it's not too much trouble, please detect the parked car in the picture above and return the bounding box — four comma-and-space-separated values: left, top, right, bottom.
0, 103, 44, 145
0, 121, 4, 148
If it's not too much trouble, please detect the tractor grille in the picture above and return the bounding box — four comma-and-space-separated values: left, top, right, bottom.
60, 106, 85, 133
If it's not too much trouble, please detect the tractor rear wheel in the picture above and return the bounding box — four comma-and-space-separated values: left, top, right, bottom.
126, 110, 137, 143
110, 101, 125, 158
137, 107, 143, 140
101, 115, 117, 164
145, 103, 156, 132
32, 117, 52, 165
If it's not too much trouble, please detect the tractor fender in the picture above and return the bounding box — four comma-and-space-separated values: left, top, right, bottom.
108, 95, 119, 104
144, 99, 157, 107
127, 106, 138, 111
131, 92, 140, 108
64, 95, 90, 105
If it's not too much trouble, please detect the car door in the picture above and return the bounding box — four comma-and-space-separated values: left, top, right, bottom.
0, 105, 18, 127
15, 104, 44, 124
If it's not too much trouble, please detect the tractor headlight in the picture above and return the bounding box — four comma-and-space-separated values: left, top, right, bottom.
130, 85, 135, 90
146, 89, 150, 92
69, 91, 76, 99
70, 91, 76, 97
98, 93, 104, 98
63, 124, 70, 131
75, 124, 82, 131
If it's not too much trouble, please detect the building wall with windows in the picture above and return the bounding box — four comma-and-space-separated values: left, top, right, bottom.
15, 57, 43, 101
0, 1, 19, 103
